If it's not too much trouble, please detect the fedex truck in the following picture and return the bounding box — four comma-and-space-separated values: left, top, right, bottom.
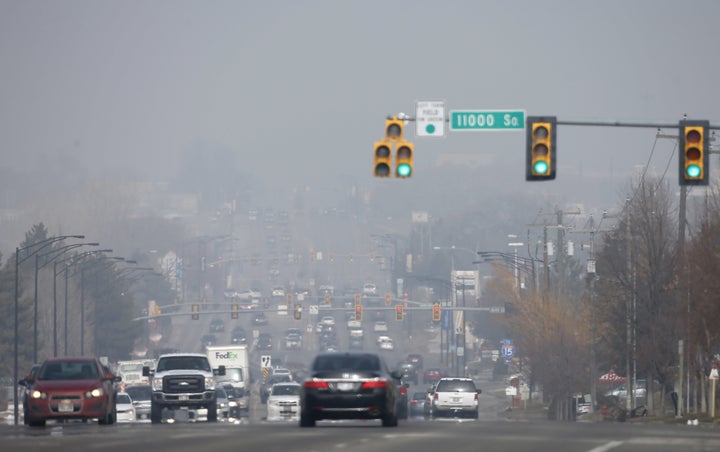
206, 345, 250, 417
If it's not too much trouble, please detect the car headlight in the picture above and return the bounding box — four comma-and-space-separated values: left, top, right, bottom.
152, 378, 163, 391
30, 390, 46, 399
268, 399, 278, 406
85, 388, 104, 398
205, 377, 215, 390
228, 401, 238, 407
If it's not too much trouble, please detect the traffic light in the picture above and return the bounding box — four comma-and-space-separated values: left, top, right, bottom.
526, 116, 557, 181
373, 141, 392, 177
231, 304, 238, 319
679, 119, 709, 185
385, 116, 403, 142
191, 304, 200, 320
355, 294, 362, 306
432, 303, 441, 322
294, 304, 302, 320
395, 141, 413, 178
324, 291, 331, 305
395, 305, 404, 321
354, 304, 363, 321
385, 293, 392, 306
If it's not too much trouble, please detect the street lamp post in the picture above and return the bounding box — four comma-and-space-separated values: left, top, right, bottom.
13, 234, 86, 426
51, 243, 100, 356
62, 249, 112, 355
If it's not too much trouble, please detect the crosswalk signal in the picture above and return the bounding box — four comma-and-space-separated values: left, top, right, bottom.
191, 304, 200, 320
679, 119, 709, 186
395, 141, 413, 178
324, 291, 331, 305
385, 116, 403, 142
354, 304, 363, 321
526, 116, 557, 181
395, 305, 404, 321
373, 141, 392, 177
231, 304, 239, 319
355, 294, 362, 306
294, 303, 302, 320
432, 303, 441, 322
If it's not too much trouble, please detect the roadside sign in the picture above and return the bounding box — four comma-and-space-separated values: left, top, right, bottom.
416, 100, 446, 137
710, 365, 719, 380
309, 305, 319, 315
450, 110, 525, 131
261, 355, 272, 368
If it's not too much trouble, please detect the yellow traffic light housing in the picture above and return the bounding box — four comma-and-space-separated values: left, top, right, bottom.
294, 304, 302, 320
324, 291, 331, 305
373, 141, 392, 177
395, 141, 413, 178
432, 303, 441, 322
385, 293, 392, 306
679, 120, 709, 185
354, 304, 363, 321
231, 304, 238, 319
385, 116, 403, 142
286, 293, 293, 306
191, 304, 200, 320
395, 305, 404, 321
355, 294, 362, 306
526, 116, 557, 181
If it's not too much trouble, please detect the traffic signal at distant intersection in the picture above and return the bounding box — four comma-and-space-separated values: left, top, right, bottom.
679, 119, 709, 186
526, 116, 557, 181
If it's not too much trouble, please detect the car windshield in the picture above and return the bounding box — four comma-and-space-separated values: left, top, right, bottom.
156, 356, 211, 372
126, 386, 151, 401
117, 394, 132, 404
38, 361, 98, 380
217, 368, 244, 383
435, 380, 477, 393
271, 384, 300, 396
312, 354, 381, 372
119, 363, 143, 373
412, 392, 426, 401
266, 375, 292, 385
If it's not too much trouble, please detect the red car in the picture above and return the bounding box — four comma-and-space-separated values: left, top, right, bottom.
21, 357, 121, 427
423, 368, 444, 385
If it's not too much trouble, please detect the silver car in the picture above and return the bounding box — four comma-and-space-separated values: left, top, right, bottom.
125, 385, 152, 422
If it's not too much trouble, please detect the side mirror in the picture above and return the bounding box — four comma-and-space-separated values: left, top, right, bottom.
113, 375, 122, 383
390, 370, 403, 380
404, 383, 410, 389
142, 366, 151, 377
477, 389, 482, 395
18, 379, 26, 387
217, 365, 226, 376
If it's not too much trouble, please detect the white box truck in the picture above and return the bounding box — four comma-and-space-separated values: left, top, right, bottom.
206, 345, 250, 417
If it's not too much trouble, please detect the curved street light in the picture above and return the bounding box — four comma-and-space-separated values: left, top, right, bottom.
13, 234, 86, 426
51, 243, 100, 357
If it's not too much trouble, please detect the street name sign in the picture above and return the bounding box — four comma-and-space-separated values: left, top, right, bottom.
416, 100, 446, 137
450, 110, 525, 131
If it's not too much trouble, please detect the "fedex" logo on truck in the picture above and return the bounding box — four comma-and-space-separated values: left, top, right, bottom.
215, 351, 239, 360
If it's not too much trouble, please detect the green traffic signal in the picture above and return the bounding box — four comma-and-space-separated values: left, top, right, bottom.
686, 164, 701, 178
533, 160, 549, 175
396, 163, 412, 177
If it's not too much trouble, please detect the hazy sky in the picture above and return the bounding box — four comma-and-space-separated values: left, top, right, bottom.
2, 0, 719, 251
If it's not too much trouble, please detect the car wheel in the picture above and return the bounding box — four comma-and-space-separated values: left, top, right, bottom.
382, 411, 398, 427
207, 402, 218, 422
299, 412, 315, 427
150, 403, 163, 424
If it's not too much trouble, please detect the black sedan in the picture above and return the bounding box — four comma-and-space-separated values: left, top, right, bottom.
299, 352, 403, 427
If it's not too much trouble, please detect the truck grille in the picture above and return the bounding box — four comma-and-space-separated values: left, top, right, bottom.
163, 375, 204, 393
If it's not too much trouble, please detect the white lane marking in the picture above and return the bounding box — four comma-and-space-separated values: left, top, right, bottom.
586, 440, 624, 452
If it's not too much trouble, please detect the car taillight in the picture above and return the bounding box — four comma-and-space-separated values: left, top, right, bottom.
304, 380, 329, 389
400, 386, 406, 396
361, 379, 388, 389
410, 400, 417, 405
474, 393, 479, 401
434, 393, 438, 400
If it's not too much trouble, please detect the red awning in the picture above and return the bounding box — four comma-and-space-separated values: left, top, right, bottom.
598, 371, 626, 382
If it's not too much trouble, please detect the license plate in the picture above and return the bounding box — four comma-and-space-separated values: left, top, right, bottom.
451, 397, 462, 403
336, 382, 354, 391
179, 395, 189, 401
58, 400, 73, 413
